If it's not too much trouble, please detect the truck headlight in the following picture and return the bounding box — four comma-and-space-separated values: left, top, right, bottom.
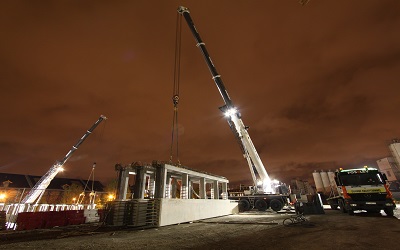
350, 204, 357, 207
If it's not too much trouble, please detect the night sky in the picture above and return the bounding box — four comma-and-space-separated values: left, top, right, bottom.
1, 0, 400, 187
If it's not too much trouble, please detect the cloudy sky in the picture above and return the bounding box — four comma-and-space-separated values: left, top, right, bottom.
1, 0, 399, 187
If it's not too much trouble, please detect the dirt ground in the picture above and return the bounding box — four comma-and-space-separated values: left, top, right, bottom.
1, 208, 399, 250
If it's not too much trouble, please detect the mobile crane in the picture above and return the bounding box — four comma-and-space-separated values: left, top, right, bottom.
177, 7, 289, 212
21, 115, 107, 205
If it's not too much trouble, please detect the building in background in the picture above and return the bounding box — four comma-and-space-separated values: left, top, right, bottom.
0, 172, 106, 205
376, 157, 400, 182
376, 139, 400, 200
389, 139, 400, 166
377, 139, 400, 182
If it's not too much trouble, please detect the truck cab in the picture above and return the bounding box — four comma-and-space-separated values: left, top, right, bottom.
327, 167, 396, 216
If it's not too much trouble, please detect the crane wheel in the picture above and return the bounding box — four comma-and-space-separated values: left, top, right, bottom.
270, 199, 283, 212
255, 199, 268, 211
239, 199, 251, 212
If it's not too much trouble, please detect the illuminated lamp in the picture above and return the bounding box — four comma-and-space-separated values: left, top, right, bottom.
224, 108, 237, 117
108, 194, 115, 201
271, 179, 280, 184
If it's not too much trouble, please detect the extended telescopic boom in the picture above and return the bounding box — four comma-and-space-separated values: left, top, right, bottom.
178, 6, 276, 193
177, 6, 233, 109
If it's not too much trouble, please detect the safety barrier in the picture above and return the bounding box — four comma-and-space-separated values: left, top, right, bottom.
15, 210, 89, 230
1, 202, 100, 229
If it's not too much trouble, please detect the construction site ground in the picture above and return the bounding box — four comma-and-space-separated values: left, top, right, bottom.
1, 206, 399, 250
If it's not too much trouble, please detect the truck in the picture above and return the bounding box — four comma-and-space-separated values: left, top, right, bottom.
327, 166, 396, 216
177, 6, 290, 212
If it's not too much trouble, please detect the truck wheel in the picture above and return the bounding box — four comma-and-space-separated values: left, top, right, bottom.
255, 199, 268, 211
338, 199, 347, 213
270, 199, 283, 212
384, 208, 394, 217
347, 209, 354, 215
239, 199, 251, 212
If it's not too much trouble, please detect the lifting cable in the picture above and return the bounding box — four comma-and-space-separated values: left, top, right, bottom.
77, 162, 96, 204
170, 12, 182, 165
76, 118, 107, 204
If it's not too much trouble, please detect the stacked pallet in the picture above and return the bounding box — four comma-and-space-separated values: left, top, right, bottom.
131, 199, 160, 227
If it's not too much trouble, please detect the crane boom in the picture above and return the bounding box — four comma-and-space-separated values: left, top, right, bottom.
21, 115, 107, 204
178, 6, 275, 193
177, 6, 233, 108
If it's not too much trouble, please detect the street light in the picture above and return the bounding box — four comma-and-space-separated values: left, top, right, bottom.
0, 193, 6, 201
108, 194, 115, 201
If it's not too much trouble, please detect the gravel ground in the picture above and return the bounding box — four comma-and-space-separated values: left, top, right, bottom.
1, 207, 399, 250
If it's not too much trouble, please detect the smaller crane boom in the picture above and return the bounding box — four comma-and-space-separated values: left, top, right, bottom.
21, 115, 107, 204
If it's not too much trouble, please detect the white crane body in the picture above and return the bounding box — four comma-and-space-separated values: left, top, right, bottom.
178, 7, 289, 211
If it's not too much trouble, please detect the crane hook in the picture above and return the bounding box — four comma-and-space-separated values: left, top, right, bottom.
173, 95, 179, 106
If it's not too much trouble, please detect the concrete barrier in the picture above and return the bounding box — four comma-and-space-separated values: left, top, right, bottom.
158, 199, 238, 227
